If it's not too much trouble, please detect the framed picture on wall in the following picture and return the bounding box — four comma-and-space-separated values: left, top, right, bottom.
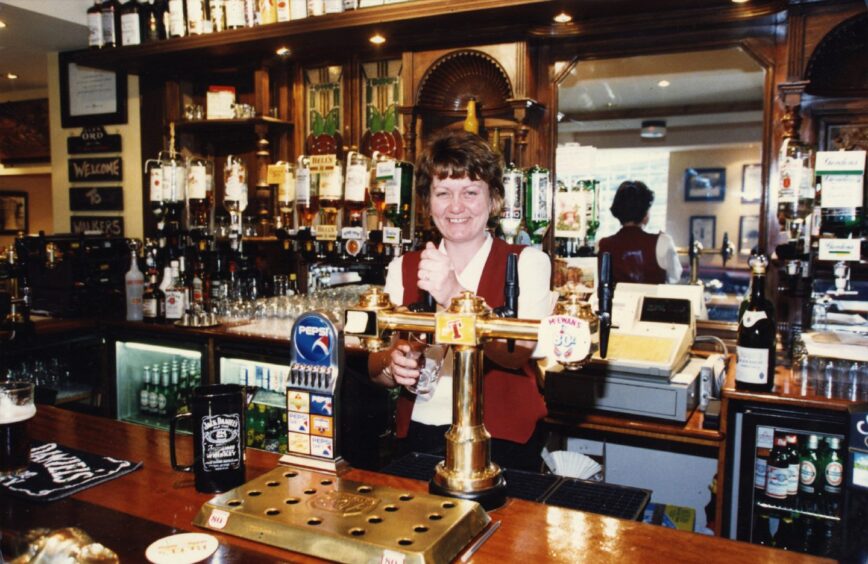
741, 163, 762, 203
684, 167, 726, 202
690, 215, 716, 249
0, 191, 28, 234
59, 51, 127, 129
738, 215, 760, 256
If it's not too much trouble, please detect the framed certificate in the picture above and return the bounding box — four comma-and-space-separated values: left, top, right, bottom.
59, 51, 127, 128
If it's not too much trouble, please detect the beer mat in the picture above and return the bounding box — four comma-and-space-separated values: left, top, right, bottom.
0, 442, 142, 503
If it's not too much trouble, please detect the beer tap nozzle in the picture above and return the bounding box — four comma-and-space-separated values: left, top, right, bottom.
493, 253, 519, 352
597, 252, 613, 359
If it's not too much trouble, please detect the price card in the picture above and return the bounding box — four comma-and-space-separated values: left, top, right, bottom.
267, 163, 288, 185
146, 533, 219, 564
819, 238, 860, 261
316, 224, 338, 241
383, 226, 402, 245
376, 159, 396, 180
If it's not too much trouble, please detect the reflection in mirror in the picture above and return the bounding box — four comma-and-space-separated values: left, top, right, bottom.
555, 47, 765, 322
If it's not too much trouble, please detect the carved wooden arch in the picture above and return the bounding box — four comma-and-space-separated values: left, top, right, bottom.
804, 11, 868, 97
415, 49, 514, 115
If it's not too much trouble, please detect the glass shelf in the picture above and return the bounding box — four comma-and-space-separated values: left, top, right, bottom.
755, 500, 841, 522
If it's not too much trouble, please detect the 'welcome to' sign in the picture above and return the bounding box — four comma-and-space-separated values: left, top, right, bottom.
68, 157, 123, 182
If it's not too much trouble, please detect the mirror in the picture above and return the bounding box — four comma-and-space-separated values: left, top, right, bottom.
555, 47, 766, 322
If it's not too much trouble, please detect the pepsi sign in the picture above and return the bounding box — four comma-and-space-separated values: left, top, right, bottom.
292, 313, 337, 367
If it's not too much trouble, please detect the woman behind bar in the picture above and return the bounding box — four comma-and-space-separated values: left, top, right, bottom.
367, 130, 557, 471
597, 180, 682, 286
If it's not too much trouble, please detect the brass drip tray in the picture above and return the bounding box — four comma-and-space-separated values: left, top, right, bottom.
193, 466, 491, 563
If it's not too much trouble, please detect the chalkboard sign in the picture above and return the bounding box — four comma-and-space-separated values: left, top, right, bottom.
69, 186, 124, 211
71, 215, 124, 237
68, 157, 122, 182
67, 127, 122, 154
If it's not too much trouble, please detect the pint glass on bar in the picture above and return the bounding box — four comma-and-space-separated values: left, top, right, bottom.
0, 381, 36, 476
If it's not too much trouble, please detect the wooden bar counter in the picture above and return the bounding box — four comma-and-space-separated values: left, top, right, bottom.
0, 406, 828, 563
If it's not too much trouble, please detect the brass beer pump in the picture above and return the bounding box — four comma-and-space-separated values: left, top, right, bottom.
345, 253, 613, 510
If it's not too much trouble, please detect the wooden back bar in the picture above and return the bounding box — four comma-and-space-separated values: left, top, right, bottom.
2, 406, 827, 563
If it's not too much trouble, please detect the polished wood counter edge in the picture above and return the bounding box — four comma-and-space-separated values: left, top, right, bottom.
544, 404, 723, 447
721, 364, 859, 412
15, 406, 827, 564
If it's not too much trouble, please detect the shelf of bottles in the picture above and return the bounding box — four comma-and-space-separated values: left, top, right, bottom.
115, 340, 203, 431
219, 356, 290, 454
87, 0, 422, 50
751, 429, 845, 558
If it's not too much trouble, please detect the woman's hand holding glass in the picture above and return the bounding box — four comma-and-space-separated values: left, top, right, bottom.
417, 242, 464, 307
387, 339, 424, 388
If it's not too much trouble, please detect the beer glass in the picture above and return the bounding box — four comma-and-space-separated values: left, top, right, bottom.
404, 334, 446, 401
169, 384, 246, 493
0, 381, 36, 476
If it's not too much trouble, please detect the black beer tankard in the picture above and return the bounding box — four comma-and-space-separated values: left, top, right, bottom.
169, 384, 246, 493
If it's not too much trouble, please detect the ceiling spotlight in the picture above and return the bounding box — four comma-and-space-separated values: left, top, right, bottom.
369, 33, 386, 45
657, 79, 670, 88
640, 120, 666, 139
0, 20, 7, 28
6, 73, 18, 80
731, 0, 749, 3
553, 12, 572, 24
275, 46, 291, 56
557, 112, 565, 122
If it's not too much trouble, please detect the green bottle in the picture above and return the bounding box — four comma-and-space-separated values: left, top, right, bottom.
524, 164, 551, 244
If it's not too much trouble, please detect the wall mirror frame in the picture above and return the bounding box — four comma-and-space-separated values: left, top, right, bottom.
545, 18, 778, 326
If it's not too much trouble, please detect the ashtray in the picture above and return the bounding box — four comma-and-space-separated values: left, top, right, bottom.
175, 312, 221, 328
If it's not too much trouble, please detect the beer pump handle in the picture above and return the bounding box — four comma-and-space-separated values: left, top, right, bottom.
598, 252, 612, 359
493, 253, 519, 352
408, 290, 436, 313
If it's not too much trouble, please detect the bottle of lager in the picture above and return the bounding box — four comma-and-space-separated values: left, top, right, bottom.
765, 434, 790, 504
799, 434, 821, 512
785, 434, 800, 504
140, 366, 152, 415
822, 436, 843, 515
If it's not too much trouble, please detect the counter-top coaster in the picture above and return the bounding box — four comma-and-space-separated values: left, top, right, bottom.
193, 466, 490, 564
0, 442, 142, 503
145, 533, 219, 564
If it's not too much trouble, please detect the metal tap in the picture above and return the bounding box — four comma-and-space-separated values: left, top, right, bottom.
345, 275, 611, 509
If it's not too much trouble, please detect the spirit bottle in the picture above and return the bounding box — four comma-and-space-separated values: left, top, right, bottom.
125, 242, 144, 321
817, 150, 866, 239
525, 164, 551, 244
276, 162, 295, 232
776, 105, 815, 242
119, 0, 144, 46
223, 155, 248, 244
185, 0, 208, 34
384, 160, 414, 238
224, 0, 245, 28
501, 164, 523, 243
208, 0, 225, 32
318, 161, 343, 228
186, 156, 213, 234
164, 260, 186, 322
142, 272, 164, 323
147, 0, 169, 41
167, 0, 186, 37
101, 0, 121, 48
88, 0, 104, 48
463, 97, 479, 135
343, 151, 370, 226
295, 156, 319, 228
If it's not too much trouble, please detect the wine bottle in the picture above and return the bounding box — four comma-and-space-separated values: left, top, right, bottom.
525, 164, 551, 245
735, 255, 777, 392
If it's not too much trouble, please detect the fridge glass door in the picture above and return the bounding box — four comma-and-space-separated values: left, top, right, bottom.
735, 407, 844, 558
116, 341, 203, 429
219, 356, 289, 454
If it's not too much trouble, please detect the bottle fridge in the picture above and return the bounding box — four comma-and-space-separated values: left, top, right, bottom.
112, 333, 207, 430
725, 402, 868, 560
216, 341, 291, 455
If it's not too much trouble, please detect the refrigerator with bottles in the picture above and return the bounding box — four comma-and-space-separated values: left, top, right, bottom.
725, 401, 867, 560
113, 334, 207, 430
216, 340, 291, 455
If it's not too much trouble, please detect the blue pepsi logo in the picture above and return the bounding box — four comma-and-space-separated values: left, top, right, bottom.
294, 315, 334, 364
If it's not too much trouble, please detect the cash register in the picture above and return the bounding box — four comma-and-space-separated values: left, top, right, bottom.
545, 283, 720, 422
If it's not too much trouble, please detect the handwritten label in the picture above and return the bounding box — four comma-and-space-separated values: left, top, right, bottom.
71, 216, 124, 236
68, 157, 123, 182
69, 186, 124, 211
818, 238, 860, 262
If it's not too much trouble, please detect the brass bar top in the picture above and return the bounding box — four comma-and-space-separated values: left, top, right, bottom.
0, 406, 827, 563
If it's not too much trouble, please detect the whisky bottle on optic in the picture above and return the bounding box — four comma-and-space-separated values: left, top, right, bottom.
186, 156, 214, 235
223, 155, 248, 242
525, 164, 552, 244
343, 151, 370, 227
776, 105, 815, 242
501, 164, 523, 243
318, 161, 343, 228
276, 162, 295, 233
295, 156, 319, 229
384, 160, 414, 239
